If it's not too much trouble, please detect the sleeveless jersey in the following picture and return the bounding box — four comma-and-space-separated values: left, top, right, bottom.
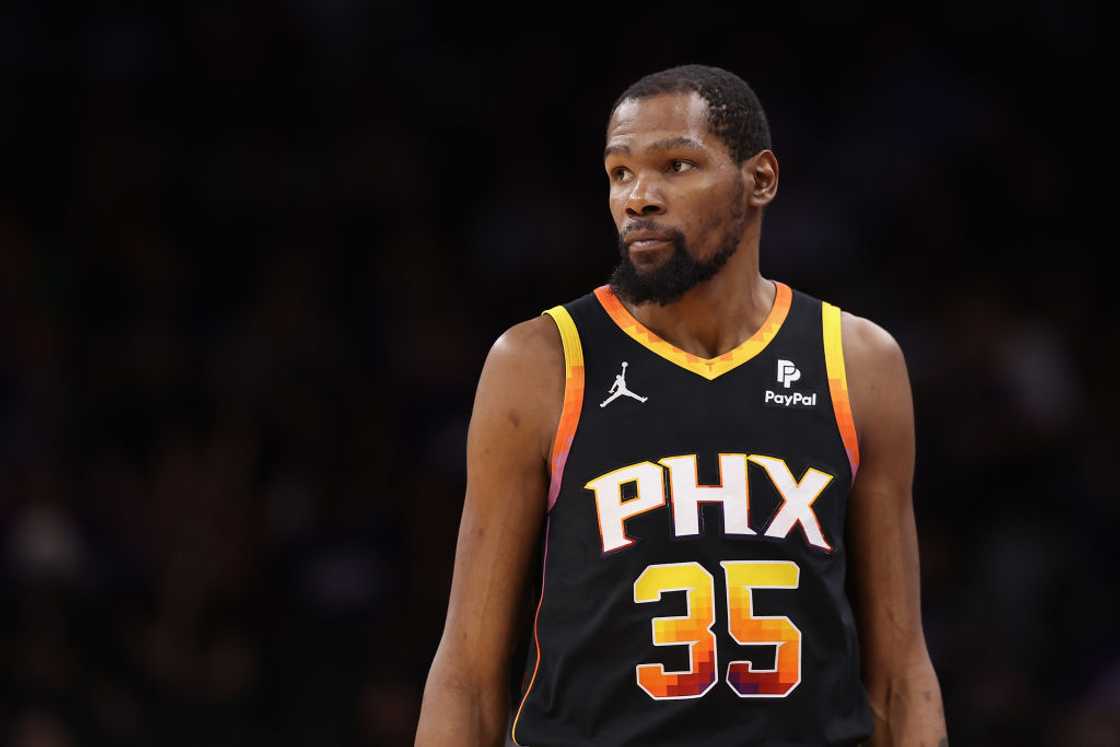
510, 278, 875, 746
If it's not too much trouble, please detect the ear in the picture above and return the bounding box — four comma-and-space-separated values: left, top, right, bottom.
743, 150, 779, 208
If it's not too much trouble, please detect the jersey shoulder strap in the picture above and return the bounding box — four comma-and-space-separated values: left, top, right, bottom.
539, 297, 588, 512
820, 297, 860, 482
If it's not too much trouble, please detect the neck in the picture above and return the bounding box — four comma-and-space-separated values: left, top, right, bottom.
620, 246, 773, 360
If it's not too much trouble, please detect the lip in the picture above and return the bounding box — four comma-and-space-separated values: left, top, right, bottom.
629, 239, 671, 251
625, 229, 674, 245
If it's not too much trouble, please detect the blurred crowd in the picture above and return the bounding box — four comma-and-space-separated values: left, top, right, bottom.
0, 3, 1111, 746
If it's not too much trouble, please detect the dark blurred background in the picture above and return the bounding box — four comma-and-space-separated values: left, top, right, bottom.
0, 3, 1112, 746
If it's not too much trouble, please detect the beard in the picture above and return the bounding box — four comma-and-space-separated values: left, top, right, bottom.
608, 177, 748, 306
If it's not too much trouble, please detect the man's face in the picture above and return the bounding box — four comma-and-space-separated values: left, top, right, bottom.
603, 91, 751, 305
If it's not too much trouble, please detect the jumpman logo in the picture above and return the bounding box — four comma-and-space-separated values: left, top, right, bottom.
600, 361, 648, 408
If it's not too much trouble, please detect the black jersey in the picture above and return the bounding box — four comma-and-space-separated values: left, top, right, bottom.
510, 278, 875, 746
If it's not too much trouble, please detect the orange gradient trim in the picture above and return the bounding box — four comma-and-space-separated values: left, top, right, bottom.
541, 305, 585, 512
822, 301, 860, 484
511, 517, 551, 746
593, 280, 792, 381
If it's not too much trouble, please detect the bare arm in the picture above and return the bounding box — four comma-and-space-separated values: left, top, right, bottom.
414, 316, 563, 747
843, 312, 948, 746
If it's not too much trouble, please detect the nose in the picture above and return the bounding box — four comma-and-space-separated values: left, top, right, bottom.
624, 174, 666, 217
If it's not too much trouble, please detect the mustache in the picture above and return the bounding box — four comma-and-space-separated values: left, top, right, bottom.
617, 230, 684, 256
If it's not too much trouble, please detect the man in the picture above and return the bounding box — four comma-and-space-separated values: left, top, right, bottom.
415, 64, 947, 746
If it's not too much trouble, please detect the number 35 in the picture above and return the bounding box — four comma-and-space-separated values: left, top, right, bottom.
633, 560, 801, 700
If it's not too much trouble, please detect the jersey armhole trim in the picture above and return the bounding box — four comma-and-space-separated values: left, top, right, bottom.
541, 305, 585, 513
822, 301, 860, 485
511, 516, 552, 747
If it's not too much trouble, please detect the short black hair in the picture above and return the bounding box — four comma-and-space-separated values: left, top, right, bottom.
608, 64, 772, 166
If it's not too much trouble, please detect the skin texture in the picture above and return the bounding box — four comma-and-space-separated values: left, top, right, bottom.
415, 90, 947, 746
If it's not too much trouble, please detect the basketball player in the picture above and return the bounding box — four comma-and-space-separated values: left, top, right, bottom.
415, 65, 947, 746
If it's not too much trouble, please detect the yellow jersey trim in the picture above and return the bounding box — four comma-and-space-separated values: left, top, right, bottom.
593, 280, 792, 381
822, 301, 860, 483
540, 305, 585, 512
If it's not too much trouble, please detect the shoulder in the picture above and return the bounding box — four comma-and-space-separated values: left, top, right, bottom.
486, 313, 565, 379
839, 310, 904, 365
475, 313, 566, 463
838, 310, 913, 456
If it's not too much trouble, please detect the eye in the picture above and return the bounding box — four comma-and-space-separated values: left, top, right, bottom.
610, 166, 630, 182
670, 159, 695, 173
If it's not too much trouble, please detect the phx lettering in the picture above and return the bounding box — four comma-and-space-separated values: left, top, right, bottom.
584, 452, 835, 555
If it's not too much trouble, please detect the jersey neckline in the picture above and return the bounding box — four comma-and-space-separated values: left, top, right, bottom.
592, 279, 793, 381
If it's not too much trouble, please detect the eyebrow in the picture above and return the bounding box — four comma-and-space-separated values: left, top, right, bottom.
603, 136, 705, 161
